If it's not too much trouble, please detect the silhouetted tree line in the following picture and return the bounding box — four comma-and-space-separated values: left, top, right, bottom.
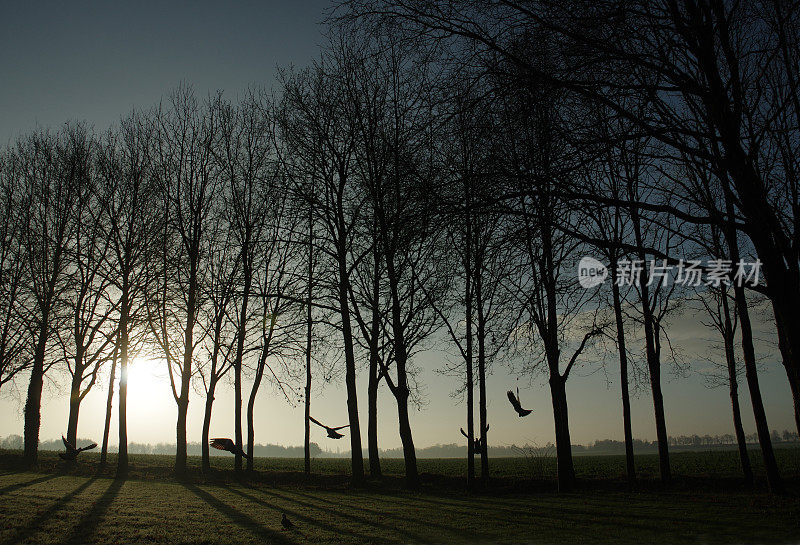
1, 0, 799, 493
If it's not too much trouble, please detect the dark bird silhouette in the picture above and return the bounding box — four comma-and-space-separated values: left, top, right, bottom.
309, 416, 350, 439
59, 435, 97, 461
210, 437, 250, 459
507, 388, 532, 417
281, 513, 295, 530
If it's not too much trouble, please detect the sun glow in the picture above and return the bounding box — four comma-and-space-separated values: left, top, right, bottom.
121, 356, 175, 437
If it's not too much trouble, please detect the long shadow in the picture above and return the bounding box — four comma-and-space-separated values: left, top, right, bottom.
252, 486, 438, 543
287, 487, 463, 537
2, 477, 97, 545
60, 478, 124, 545
225, 486, 381, 543
0, 473, 59, 495
289, 486, 729, 541
181, 482, 295, 545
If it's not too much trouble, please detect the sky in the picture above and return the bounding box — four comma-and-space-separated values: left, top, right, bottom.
0, 1, 796, 452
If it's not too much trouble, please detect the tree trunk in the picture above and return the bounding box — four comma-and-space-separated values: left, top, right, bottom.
464, 188, 475, 488
396, 387, 418, 488
234, 257, 252, 475
717, 194, 782, 492
775, 320, 800, 437
175, 398, 188, 477
723, 316, 753, 485
23, 323, 48, 467
367, 243, 382, 477
476, 274, 489, 484
610, 258, 636, 486
100, 341, 118, 467
549, 373, 575, 491
387, 252, 418, 488
629, 191, 671, 483
117, 291, 130, 477
66, 360, 84, 448
305, 206, 314, 476
337, 239, 365, 485
367, 374, 380, 477
734, 282, 782, 492
246, 362, 265, 472
201, 377, 217, 473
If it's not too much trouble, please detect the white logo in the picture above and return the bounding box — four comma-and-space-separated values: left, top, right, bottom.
578, 257, 608, 288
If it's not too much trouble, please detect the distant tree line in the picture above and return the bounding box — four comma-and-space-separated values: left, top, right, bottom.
5, 431, 795, 458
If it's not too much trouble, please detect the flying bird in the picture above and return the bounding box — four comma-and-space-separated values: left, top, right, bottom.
210, 437, 250, 459
309, 416, 350, 439
59, 435, 97, 461
281, 513, 295, 530
507, 388, 533, 417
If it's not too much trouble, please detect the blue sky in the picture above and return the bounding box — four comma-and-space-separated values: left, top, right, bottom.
0, 1, 796, 451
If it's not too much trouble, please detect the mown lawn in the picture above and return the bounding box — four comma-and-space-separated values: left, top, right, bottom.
1, 449, 799, 544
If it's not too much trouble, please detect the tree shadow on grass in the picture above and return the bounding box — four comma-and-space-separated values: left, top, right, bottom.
261, 486, 446, 543
290, 487, 465, 530
181, 482, 297, 545
60, 477, 124, 545
225, 485, 386, 543
1, 477, 97, 545
0, 473, 58, 495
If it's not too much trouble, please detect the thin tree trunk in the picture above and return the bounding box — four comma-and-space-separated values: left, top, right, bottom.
201, 377, 217, 473
176, 265, 197, 477
66, 358, 84, 448
367, 243, 382, 477
246, 361, 266, 472
100, 339, 118, 467
386, 252, 418, 488
721, 190, 782, 492
476, 270, 489, 484
304, 206, 314, 476
464, 183, 475, 488
234, 253, 252, 475
337, 236, 365, 485
629, 191, 670, 483
610, 257, 636, 485
721, 289, 753, 485
118, 305, 130, 476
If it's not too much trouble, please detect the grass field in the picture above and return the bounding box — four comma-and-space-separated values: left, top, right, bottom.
1, 449, 799, 544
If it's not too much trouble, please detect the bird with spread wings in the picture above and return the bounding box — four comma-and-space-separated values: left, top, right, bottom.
308, 416, 350, 439
210, 437, 250, 459
507, 388, 533, 417
59, 435, 97, 461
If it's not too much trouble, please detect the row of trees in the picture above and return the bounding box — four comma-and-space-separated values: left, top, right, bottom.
1, 0, 798, 492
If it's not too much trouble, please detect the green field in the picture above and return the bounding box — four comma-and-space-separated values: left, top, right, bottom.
1, 449, 799, 544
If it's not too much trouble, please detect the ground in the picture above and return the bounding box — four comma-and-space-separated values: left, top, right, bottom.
1, 449, 799, 544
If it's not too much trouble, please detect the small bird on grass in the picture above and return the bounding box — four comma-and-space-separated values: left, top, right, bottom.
210, 437, 250, 459
59, 435, 97, 461
281, 513, 295, 530
309, 416, 350, 439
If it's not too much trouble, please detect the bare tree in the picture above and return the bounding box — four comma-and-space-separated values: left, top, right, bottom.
245, 193, 306, 472
149, 86, 218, 476
97, 111, 159, 475
279, 57, 367, 484
59, 136, 117, 449
16, 126, 82, 466
197, 209, 238, 473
